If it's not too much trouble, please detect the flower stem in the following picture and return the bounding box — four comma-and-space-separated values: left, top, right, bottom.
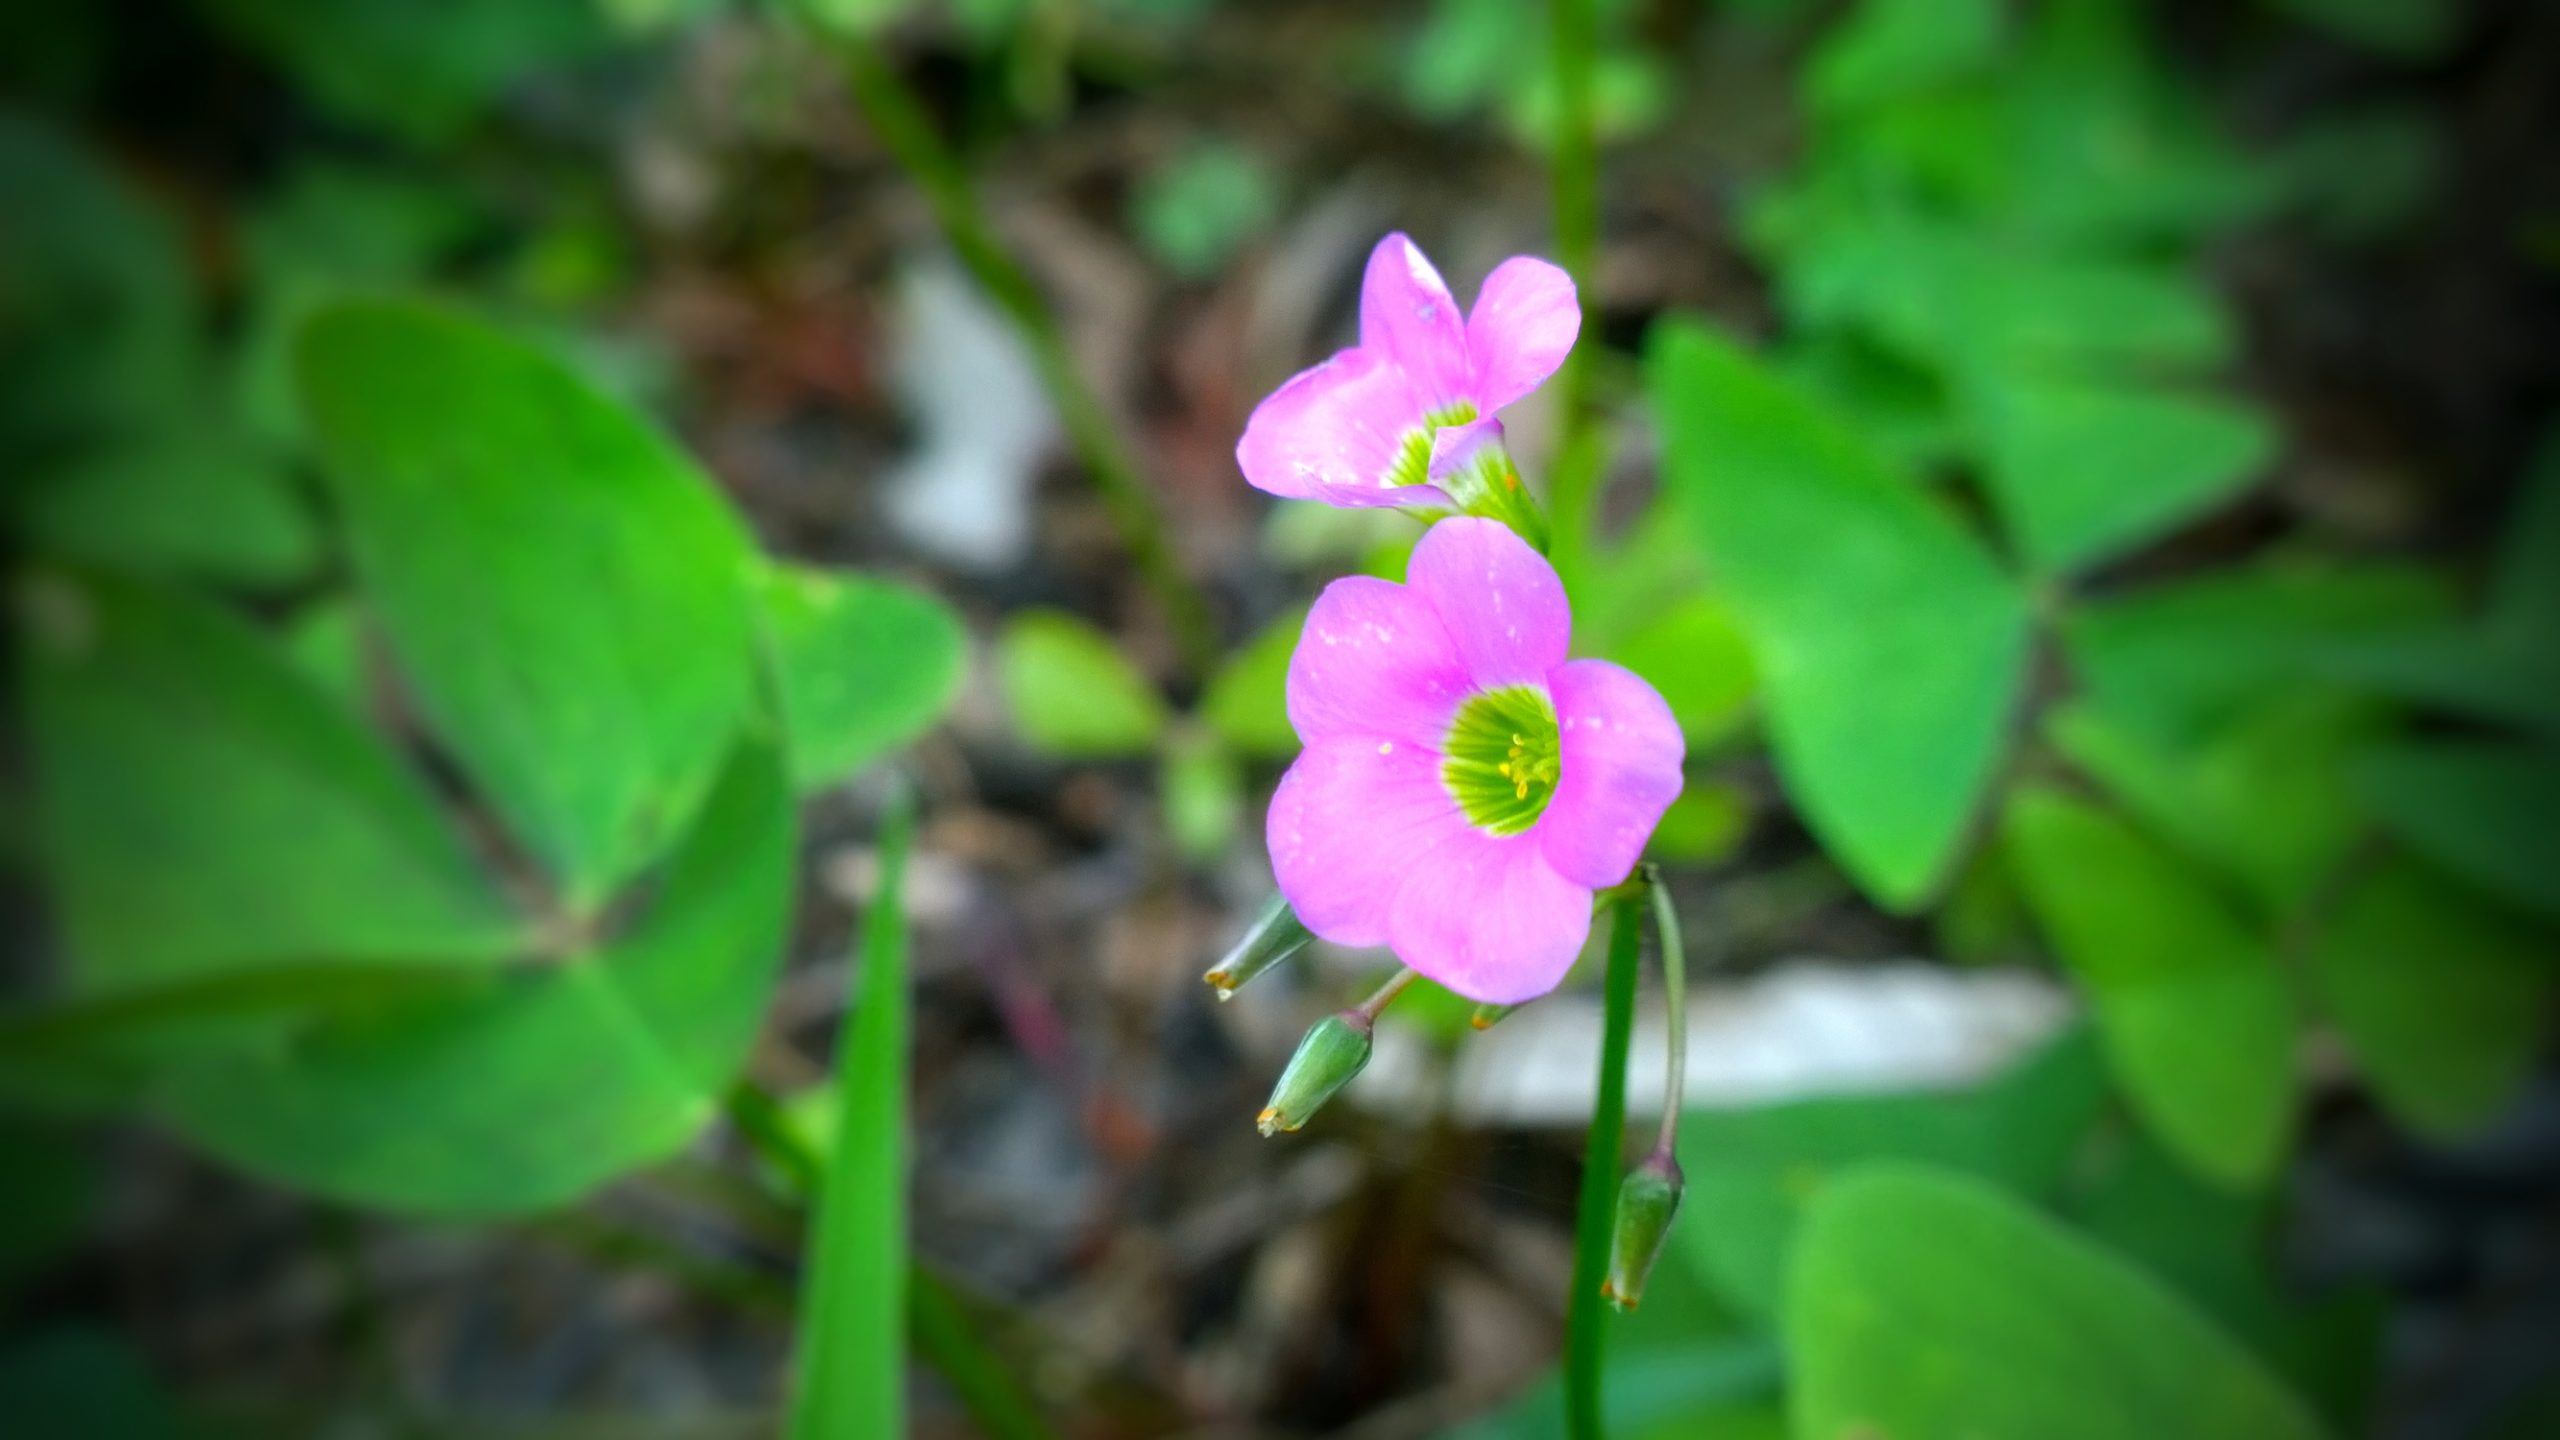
1644, 864, 1686, 1158
1544, 0, 1603, 574
1565, 884, 1644, 1440
829, 38, 1218, 674
1358, 965, 1420, 1022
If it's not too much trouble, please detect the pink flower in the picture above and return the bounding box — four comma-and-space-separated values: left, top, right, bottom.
1237, 233, 1580, 509
1266, 518, 1685, 1003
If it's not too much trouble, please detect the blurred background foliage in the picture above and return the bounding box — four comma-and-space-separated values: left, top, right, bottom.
2, 0, 2556, 1437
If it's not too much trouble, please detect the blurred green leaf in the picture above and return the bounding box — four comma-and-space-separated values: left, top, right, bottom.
17, 568, 520, 998
284, 598, 368, 713
1604, 597, 1758, 749
996, 609, 1168, 758
299, 298, 759, 910
1776, 332, 1961, 473
788, 788, 914, 1440
2006, 789, 2295, 1189
2064, 560, 2452, 745
2311, 858, 2553, 1139
2060, 1128, 2384, 1429
0, 1121, 94, 1294
8, 423, 317, 585
2313, 435, 2560, 738
2273, 105, 2440, 244
1677, 1026, 2107, 1322
0, 116, 196, 455
750, 562, 966, 793
1789, 1165, 2327, 1440
1933, 835, 2037, 967
160, 735, 796, 1215
1982, 380, 2272, 576
1129, 139, 1277, 280
2263, 0, 2460, 60
1200, 606, 1304, 759
2050, 695, 2383, 920
1161, 732, 1244, 862
0, 1329, 199, 1440
197, 0, 613, 144
1992, 0, 2268, 246
237, 162, 485, 444
2357, 741, 2560, 921
1646, 781, 1751, 866
1650, 318, 2031, 910
1805, 0, 2003, 116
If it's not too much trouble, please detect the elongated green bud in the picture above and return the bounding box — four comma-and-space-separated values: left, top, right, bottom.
1601, 1149, 1685, 1312
1256, 1011, 1373, 1136
1468, 1001, 1516, 1031
1203, 894, 1315, 1000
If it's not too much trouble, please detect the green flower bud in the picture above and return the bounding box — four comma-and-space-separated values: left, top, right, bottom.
1468, 1001, 1516, 1031
1203, 893, 1315, 1000
1256, 1010, 1373, 1136
1602, 1150, 1685, 1312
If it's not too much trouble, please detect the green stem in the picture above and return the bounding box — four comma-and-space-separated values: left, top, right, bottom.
1644, 865, 1686, 1157
1565, 887, 1644, 1440
1544, 0, 1603, 575
830, 39, 1218, 674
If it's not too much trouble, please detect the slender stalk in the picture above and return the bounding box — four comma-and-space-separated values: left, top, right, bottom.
830, 40, 1218, 673
1358, 965, 1420, 1021
1565, 888, 1644, 1440
1544, 0, 1603, 574
1644, 865, 1686, 1157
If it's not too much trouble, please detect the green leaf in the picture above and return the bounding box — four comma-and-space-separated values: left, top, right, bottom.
2064, 561, 2452, 745
1649, 318, 2031, 909
0, 116, 196, 455
0, 1330, 199, 1440
995, 609, 1168, 758
9, 423, 318, 585
158, 736, 796, 1215
1200, 606, 1304, 759
2311, 858, 2553, 1139
1982, 380, 2273, 576
1604, 596, 1758, 749
2357, 741, 2560, 921
197, 0, 612, 144
1645, 781, 1751, 865
2313, 436, 2560, 737
1161, 733, 1244, 862
2006, 789, 2296, 1188
2058, 1130, 2383, 1430
16, 568, 520, 998
2050, 694, 2383, 920
1677, 1026, 2107, 1322
788, 787, 914, 1440
1789, 1165, 2328, 1440
299, 298, 759, 909
2263, 0, 2460, 60
1805, 0, 2003, 115
1129, 139, 1278, 280
750, 562, 966, 793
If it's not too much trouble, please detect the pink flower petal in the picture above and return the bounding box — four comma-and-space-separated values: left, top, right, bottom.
1387, 826, 1592, 1003
1359, 233, 1472, 413
1426, 415, 1507, 481
1404, 517, 1570, 691
1286, 576, 1471, 747
1540, 659, 1686, 888
1269, 737, 1470, 947
1465, 257, 1580, 412
1237, 347, 1442, 507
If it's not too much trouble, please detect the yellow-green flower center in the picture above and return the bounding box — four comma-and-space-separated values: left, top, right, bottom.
1381, 399, 1482, 489
1442, 684, 1561, 835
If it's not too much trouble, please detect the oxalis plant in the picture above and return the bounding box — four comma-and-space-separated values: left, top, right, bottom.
1205, 233, 1696, 1319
